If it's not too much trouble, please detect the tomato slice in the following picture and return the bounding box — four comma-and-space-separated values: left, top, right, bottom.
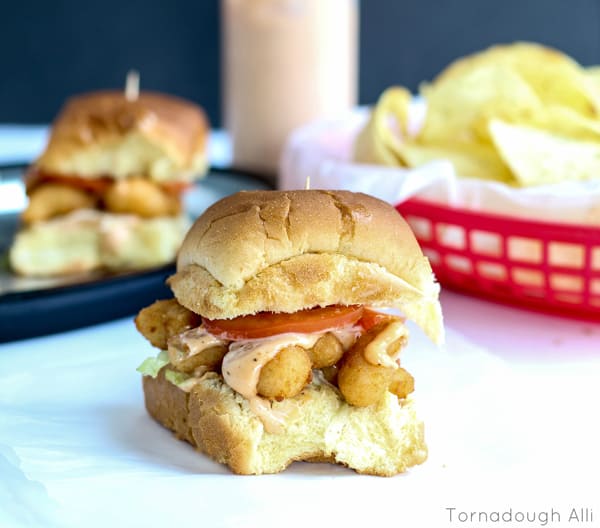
203, 305, 364, 340
359, 308, 404, 331
161, 181, 193, 196
35, 171, 191, 197
36, 172, 113, 194
29, 168, 193, 197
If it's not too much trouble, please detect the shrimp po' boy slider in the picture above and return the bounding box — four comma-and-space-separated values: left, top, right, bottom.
10, 90, 208, 276
135, 189, 443, 475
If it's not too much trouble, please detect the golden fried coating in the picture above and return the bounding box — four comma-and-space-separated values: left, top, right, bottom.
308, 333, 344, 369
338, 340, 395, 407
167, 339, 228, 373
135, 299, 201, 349
22, 183, 97, 223
337, 322, 416, 407
389, 367, 415, 399
257, 345, 312, 401
104, 178, 180, 218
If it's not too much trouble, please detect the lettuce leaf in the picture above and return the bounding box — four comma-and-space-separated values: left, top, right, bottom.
136, 351, 169, 378
164, 369, 191, 386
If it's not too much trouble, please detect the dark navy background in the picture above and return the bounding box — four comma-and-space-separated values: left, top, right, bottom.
1, 0, 599, 125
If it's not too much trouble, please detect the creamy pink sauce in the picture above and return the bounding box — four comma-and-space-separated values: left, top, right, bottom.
165, 321, 408, 434
167, 325, 229, 366
364, 321, 408, 368
221, 328, 360, 433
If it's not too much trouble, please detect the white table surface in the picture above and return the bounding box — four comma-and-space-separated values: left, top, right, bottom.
1, 128, 599, 528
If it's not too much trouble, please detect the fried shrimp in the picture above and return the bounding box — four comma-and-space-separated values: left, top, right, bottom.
135, 299, 201, 350
257, 345, 312, 401
307, 333, 344, 368
167, 326, 229, 373
389, 367, 415, 399
104, 178, 181, 218
23, 183, 97, 223
337, 321, 416, 406
337, 336, 395, 407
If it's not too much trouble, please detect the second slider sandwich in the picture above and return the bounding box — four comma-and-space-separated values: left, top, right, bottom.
10, 90, 208, 276
136, 189, 443, 475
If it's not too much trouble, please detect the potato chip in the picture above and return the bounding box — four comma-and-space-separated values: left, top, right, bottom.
528, 105, 600, 140
419, 63, 541, 144
355, 42, 600, 187
476, 104, 600, 142
353, 87, 411, 165
584, 66, 600, 107
489, 119, 600, 185
396, 139, 514, 183
585, 66, 600, 87
435, 42, 598, 116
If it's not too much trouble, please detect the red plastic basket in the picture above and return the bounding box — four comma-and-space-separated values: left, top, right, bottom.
396, 198, 600, 321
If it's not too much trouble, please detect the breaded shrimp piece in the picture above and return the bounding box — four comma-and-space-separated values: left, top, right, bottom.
257, 345, 312, 401
135, 299, 201, 349
104, 178, 180, 218
307, 332, 344, 368
337, 332, 395, 407
389, 367, 415, 399
23, 183, 97, 223
167, 327, 229, 373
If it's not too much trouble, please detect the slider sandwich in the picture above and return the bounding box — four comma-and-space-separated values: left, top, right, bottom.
136, 190, 443, 475
10, 90, 208, 276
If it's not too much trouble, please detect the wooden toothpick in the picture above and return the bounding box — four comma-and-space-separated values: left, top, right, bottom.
125, 70, 140, 101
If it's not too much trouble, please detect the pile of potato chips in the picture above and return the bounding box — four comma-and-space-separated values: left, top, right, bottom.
354, 42, 600, 186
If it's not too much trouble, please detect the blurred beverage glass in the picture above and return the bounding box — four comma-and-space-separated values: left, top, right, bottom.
221, 0, 359, 181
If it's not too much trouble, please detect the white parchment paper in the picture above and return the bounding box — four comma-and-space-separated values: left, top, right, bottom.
1, 318, 600, 527
280, 109, 600, 226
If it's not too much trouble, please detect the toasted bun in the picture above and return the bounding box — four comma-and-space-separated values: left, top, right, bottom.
35, 91, 208, 183
143, 369, 427, 476
169, 190, 443, 343
9, 210, 190, 276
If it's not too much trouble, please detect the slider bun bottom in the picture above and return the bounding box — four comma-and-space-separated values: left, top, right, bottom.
143, 369, 427, 476
9, 210, 190, 276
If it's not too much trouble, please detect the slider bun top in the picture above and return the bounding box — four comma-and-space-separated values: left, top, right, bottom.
169, 190, 443, 343
35, 91, 208, 183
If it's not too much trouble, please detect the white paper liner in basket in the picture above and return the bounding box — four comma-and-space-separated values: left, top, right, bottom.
279, 108, 600, 227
